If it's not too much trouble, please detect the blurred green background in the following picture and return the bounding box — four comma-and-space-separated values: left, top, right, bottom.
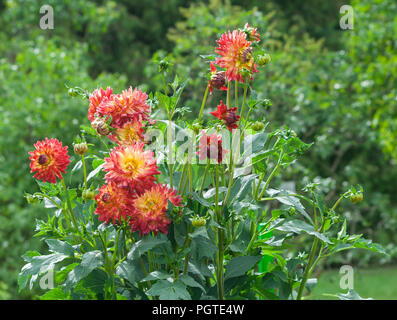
0, 0, 396, 299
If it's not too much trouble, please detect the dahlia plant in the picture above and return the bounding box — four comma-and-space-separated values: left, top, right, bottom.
21, 24, 385, 300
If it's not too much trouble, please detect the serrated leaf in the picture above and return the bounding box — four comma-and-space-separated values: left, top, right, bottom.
46, 239, 74, 256
65, 250, 104, 291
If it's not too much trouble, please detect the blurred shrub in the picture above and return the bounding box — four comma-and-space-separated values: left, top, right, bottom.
2, 0, 191, 83
0, 37, 126, 298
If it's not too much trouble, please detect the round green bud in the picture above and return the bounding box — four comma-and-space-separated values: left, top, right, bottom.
192, 216, 206, 227
257, 54, 271, 66
192, 123, 202, 135
82, 189, 96, 201
252, 121, 265, 131
350, 193, 363, 204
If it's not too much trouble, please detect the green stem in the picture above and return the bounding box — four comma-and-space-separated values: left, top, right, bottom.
215, 165, 224, 300
257, 152, 283, 200
81, 154, 87, 190
61, 179, 80, 236
168, 111, 173, 187
235, 80, 238, 108
178, 161, 189, 192
199, 160, 211, 196
198, 86, 209, 122
238, 84, 249, 126
162, 71, 168, 96
332, 195, 345, 211
296, 236, 319, 300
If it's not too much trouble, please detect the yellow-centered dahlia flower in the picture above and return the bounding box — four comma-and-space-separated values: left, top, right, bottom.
103, 142, 160, 193
95, 182, 134, 224
215, 29, 258, 82
129, 184, 183, 236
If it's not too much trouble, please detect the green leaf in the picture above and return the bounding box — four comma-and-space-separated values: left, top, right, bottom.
267, 189, 313, 223
142, 271, 173, 282
65, 250, 104, 291
225, 256, 262, 280
337, 289, 373, 300
46, 239, 74, 256
179, 274, 205, 292
146, 280, 191, 300
39, 287, 69, 300
127, 235, 168, 260
275, 219, 332, 244
86, 163, 104, 182
116, 260, 145, 284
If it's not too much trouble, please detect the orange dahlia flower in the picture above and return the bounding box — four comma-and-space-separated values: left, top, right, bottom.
95, 182, 134, 224
197, 131, 228, 164
129, 184, 182, 236
215, 29, 258, 82
210, 100, 240, 132
109, 119, 145, 147
97, 86, 151, 128
28, 138, 70, 184
103, 142, 160, 193
88, 87, 114, 123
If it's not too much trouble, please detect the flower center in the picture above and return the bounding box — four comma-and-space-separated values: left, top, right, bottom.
102, 192, 110, 202
38, 154, 48, 165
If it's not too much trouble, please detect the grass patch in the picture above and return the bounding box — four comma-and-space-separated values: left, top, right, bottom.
307, 266, 397, 300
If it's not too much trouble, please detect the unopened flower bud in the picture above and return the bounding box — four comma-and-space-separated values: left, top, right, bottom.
68, 88, 78, 97
192, 123, 202, 135
350, 192, 363, 204
92, 118, 110, 136
25, 193, 38, 204
73, 142, 88, 156
192, 216, 206, 227
252, 121, 265, 131
289, 207, 296, 215
82, 189, 96, 201
257, 54, 271, 66
241, 23, 261, 42
159, 59, 171, 73
210, 71, 226, 90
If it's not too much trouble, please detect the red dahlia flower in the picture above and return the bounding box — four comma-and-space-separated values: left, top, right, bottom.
208, 62, 227, 94
88, 87, 114, 123
129, 184, 182, 236
103, 142, 160, 193
210, 100, 240, 131
95, 182, 134, 224
215, 29, 258, 82
198, 131, 228, 164
28, 138, 70, 184
97, 86, 151, 128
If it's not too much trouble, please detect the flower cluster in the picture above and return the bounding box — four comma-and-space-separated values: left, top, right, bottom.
90, 86, 183, 235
